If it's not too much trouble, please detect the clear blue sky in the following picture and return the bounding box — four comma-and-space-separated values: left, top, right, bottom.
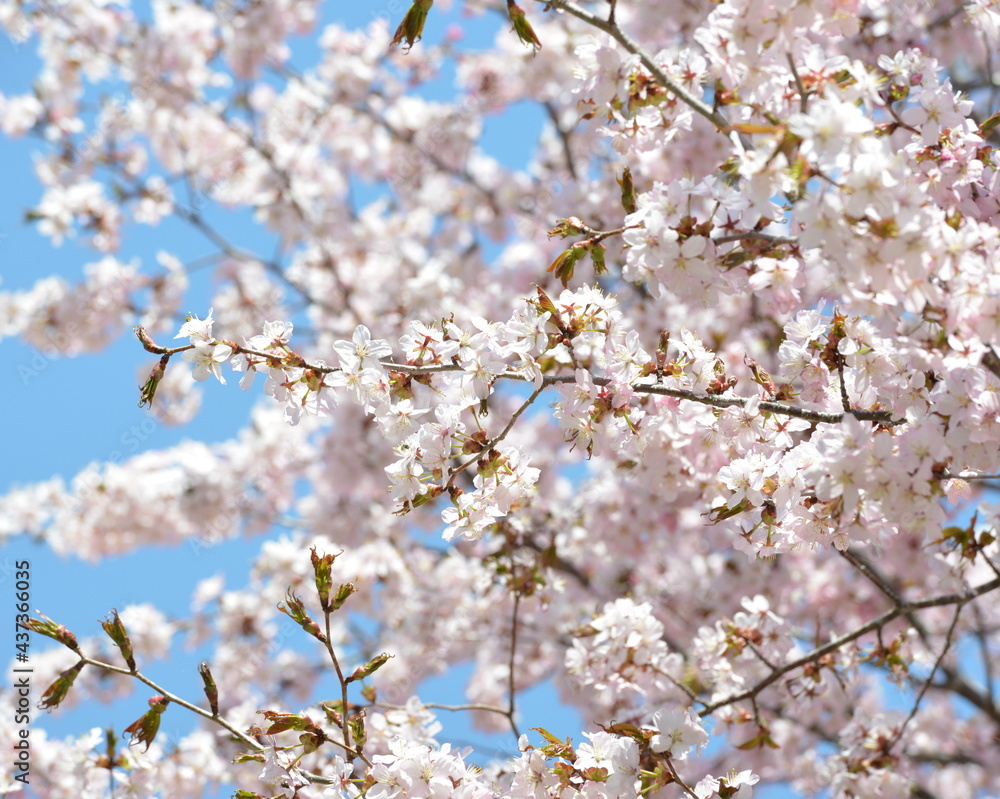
0, 0, 574, 777
0, 4, 802, 796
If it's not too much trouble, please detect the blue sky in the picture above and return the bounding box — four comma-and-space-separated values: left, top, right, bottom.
0, 4, 814, 796
0, 0, 580, 784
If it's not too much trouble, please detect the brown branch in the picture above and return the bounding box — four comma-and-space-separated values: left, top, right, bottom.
972, 602, 996, 706
940, 471, 1000, 481
445, 381, 548, 490
537, 0, 733, 134
544, 100, 578, 181
839, 547, 902, 605
888, 604, 963, 753
507, 592, 523, 740
929, 667, 1000, 727
698, 577, 1000, 717
384, 365, 902, 426
375, 701, 510, 714
981, 348, 1000, 381
660, 754, 700, 798
134, 326, 193, 356
786, 52, 809, 113
321, 610, 373, 768
711, 230, 798, 245
75, 654, 340, 785
133, 327, 903, 428
840, 548, 1000, 727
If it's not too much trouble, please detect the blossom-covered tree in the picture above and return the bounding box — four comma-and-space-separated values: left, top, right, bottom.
4, 0, 1000, 797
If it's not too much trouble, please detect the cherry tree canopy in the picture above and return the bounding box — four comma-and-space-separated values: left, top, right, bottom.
3, 0, 1000, 797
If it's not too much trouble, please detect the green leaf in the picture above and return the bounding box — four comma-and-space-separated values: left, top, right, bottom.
506, 0, 541, 51
38, 661, 85, 710
390, 0, 433, 51
124, 696, 169, 752
259, 710, 311, 734
24, 613, 80, 653
347, 652, 392, 683
546, 244, 587, 288
617, 167, 636, 214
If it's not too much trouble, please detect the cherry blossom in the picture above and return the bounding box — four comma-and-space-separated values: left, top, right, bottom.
333, 325, 393, 371
5, 0, 1000, 797
183, 341, 234, 383
648, 707, 710, 760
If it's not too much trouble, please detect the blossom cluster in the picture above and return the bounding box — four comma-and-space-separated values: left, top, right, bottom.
4, 0, 1000, 797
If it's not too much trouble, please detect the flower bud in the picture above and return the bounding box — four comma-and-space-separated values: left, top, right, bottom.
101, 609, 136, 671
310, 547, 337, 611
507, 0, 541, 51
198, 661, 219, 716
259, 710, 311, 734
138, 354, 170, 408
617, 166, 636, 213
349, 714, 368, 750
347, 652, 392, 683
391, 0, 433, 51
277, 589, 327, 642
25, 612, 80, 652
39, 661, 85, 709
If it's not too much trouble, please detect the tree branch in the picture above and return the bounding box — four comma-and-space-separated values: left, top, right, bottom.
699, 577, 1000, 716
536, 0, 734, 133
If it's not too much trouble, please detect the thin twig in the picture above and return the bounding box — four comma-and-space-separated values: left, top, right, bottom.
836, 359, 852, 415
76, 655, 339, 784
661, 754, 699, 798
375, 701, 511, 714
840, 547, 903, 605
887, 604, 963, 752
841, 550, 1000, 726
786, 53, 808, 113
699, 576, 1000, 716
942, 471, 1000, 481
507, 592, 523, 740
972, 602, 996, 705
536, 0, 733, 133
387, 367, 903, 426
930, 667, 1000, 726
322, 610, 373, 767
135, 327, 905, 428
712, 230, 798, 245
544, 101, 578, 181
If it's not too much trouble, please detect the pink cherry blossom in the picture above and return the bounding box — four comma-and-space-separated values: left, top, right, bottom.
6, 1, 1000, 797
183, 341, 233, 384
649, 707, 709, 760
